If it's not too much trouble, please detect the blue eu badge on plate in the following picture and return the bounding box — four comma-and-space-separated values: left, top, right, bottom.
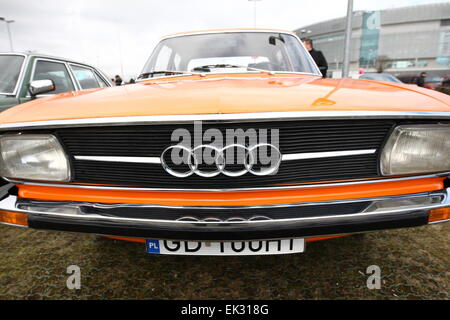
146, 239, 161, 254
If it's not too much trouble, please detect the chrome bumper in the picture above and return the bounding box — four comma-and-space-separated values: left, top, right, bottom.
1, 186, 449, 240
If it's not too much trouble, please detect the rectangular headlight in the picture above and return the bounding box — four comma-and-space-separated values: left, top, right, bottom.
0, 134, 70, 181
381, 125, 450, 175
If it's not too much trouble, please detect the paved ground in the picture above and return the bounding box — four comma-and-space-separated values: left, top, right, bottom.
0, 222, 448, 300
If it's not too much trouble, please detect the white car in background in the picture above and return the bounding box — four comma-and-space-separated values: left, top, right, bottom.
352, 73, 403, 83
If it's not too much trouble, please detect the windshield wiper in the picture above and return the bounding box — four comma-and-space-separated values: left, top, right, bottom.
138, 64, 273, 80
192, 64, 273, 74
138, 70, 194, 79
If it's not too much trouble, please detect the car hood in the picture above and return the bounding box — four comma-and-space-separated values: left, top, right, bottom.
0, 74, 449, 125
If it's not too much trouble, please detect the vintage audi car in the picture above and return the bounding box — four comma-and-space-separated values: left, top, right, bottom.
0, 29, 449, 256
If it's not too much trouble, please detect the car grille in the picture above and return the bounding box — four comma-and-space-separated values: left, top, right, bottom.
53, 119, 397, 189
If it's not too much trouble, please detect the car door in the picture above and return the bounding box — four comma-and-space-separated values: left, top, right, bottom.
19, 58, 77, 104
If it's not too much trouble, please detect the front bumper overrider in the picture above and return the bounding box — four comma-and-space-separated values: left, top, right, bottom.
0, 184, 449, 240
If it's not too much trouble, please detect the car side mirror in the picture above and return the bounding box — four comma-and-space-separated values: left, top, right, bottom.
29, 79, 55, 97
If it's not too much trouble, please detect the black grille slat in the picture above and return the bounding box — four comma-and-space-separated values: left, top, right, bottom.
58, 120, 393, 157
71, 155, 378, 188
54, 120, 395, 189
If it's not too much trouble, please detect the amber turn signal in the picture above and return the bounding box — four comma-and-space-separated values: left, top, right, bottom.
0, 210, 28, 227
428, 207, 450, 223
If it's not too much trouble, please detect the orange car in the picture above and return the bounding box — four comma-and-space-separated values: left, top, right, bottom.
0, 29, 449, 256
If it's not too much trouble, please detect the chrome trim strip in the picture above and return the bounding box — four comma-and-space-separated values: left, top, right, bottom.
65, 61, 82, 91
5, 172, 450, 192
74, 155, 161, 164
0, 222, 28, 228
14, 191, 443, 211
2, 111, 450, 130
282, 149, 376, 161
1, 189, 448, 227
429, 218, 450, 224
74, 149, 377, 164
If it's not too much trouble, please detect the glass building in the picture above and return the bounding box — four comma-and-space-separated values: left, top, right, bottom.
294, 3, 450, 78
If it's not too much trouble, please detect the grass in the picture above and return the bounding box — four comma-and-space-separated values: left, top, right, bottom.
0, 223, 448, 299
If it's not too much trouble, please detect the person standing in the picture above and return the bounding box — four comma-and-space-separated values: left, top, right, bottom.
114, 75, 123, 86
417, 72, 427, 87
442, 76, 450, 87
302, 38, 328, 78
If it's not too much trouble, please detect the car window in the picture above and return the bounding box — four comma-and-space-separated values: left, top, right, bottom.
274, 49, 289, 71
284, 35, 317, 72
32, 60, 74, 94
153, 45, 173, 71
173, 53, 181, 70
93, 72, 109, 87
71, 65, 102, 89
0, 55, 25, 94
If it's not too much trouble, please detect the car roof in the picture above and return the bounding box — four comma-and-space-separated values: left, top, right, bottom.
0, 52, 97, 68
161, 28, 297, 40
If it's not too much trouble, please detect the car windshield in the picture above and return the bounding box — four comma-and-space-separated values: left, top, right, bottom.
360, 73, 402, 83
140, 32, 319, 78
0, 55, 25, 95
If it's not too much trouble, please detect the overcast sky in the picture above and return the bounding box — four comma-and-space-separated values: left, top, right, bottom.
0, 0, 448, 80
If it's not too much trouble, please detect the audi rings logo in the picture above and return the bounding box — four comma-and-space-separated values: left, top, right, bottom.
161, 143, 282, 178
162, 122, 281, 178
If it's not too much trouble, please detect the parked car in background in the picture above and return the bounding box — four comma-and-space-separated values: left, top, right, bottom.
353, 73, 403, 83
435, 76, 450, 95
397, 74, 443, 89
0, 53, 112, 112
0, 29, 449, 256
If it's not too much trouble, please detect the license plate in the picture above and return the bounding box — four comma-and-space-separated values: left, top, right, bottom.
145, 238, 305, 256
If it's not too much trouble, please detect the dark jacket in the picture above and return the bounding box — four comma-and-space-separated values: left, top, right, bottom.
309, 49, 328, 78
417, 75, 426, 87
114, 77, 123, 86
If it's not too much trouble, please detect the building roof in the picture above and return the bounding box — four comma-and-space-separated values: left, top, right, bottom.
294, 2, 450, 38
